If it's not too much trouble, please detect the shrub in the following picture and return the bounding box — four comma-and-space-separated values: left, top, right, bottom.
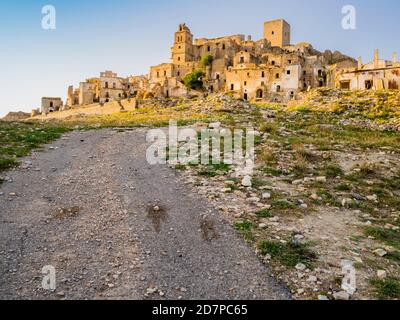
183, 70, 205, 90
201, 55, 214, 68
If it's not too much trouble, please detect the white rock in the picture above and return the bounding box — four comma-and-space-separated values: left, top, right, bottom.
316, 176, 327, 183
262, 192, 271, 199
295, 263, 307, 271
308, 276, 318, 283
241, 175, 252, 187
310, 194, 320, 201
374, 249, 387, 257
366, 195, 378, 201
292, 179, 303, 185
377, 270, 387, 279
318, 295, 329, 301
258, 223, 268, 229
333, 291, 350, 300
297, 289, 305, 295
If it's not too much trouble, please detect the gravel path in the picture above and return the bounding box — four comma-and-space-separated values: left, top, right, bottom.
0, 129, 290, 300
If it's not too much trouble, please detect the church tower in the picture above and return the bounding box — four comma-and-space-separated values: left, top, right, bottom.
171, 23, 194, 64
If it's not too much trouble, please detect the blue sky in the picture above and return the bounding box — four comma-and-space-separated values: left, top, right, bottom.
0, 0, 399, 116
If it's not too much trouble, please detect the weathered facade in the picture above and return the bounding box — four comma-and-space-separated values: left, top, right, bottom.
41, 18, 398, 116
41, 97, 63, 114
335, 50, 400, 90
148, 20, 356, 102
65, 71, 146, 108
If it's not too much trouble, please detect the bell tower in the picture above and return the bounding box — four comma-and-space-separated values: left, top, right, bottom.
171, 23, 194, 64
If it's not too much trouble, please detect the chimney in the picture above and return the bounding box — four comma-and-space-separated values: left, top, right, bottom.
358, 56, 362, 69
374, 49, 379, 68
392, 52, 397, 65
247, 35, 252, 41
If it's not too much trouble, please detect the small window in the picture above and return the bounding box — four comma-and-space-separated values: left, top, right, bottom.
276, 85, 281, 92
261, 71, 265, 78
178, 57, 181, 61
287, 70, 291, 75
240, 57, 244, 63
207, 46, 211, 52
105, 82, 109, 88
177, 71, 180, 76
288, 60, 292, 64
231, 84, 234, 90
276, 73, 280, 79
222, 44, 226, 50
272, 31, 275, 35
164, 70, 167, 76
244, 81, 247, 86
247, 73, 250, 77
271, 61, 275, 65
216, 74, 220, 80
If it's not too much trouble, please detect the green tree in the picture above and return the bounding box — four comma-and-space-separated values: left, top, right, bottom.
183, 70, 205, 90
201, 54, 214, 68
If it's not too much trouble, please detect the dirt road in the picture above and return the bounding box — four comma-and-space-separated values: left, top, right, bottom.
0, 129, 290, 300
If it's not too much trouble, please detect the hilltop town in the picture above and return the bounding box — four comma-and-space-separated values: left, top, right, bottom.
28, 19, 399, 116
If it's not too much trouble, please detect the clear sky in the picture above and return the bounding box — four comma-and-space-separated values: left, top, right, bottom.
0, 0, 399, 116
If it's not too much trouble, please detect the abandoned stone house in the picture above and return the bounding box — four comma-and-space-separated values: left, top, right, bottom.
64, 71, 148, 108
41, 97, 63, 114
148, 19, 357, 102
335, 50, 400, 90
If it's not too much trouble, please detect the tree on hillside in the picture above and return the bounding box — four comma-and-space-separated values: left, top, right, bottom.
183, 70, 205, 90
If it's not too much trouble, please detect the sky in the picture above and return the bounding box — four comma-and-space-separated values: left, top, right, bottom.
0, 0, 399, 117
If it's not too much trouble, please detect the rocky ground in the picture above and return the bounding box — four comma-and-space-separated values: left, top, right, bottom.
175, 102, 400, 300
1, 91, 399, 300
0, 128, 290, 300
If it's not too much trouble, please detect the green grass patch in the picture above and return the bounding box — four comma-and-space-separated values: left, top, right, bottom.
0, 157, 18, 170
256, 209, 274, 218
364, 226, 400, 250
0, 121, 71, 172
272, 200, 296, 210
258, 240, 317, 268
324, 163, 344, 178
370, 278, 400, 299
235, 220, 254, 241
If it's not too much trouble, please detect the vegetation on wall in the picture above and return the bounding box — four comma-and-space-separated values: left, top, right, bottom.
201, 54, 214, 68
183, 70, 205, 90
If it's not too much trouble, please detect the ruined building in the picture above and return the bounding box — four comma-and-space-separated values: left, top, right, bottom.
335, 50, 400, 90
41, 97, 63, 114
65, 71, 149, 108
40, 19, 398, 115
148, 19, 356, 102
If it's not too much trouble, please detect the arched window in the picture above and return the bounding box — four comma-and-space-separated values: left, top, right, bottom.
256, 89, 263, 99
276, 85, 281, 92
